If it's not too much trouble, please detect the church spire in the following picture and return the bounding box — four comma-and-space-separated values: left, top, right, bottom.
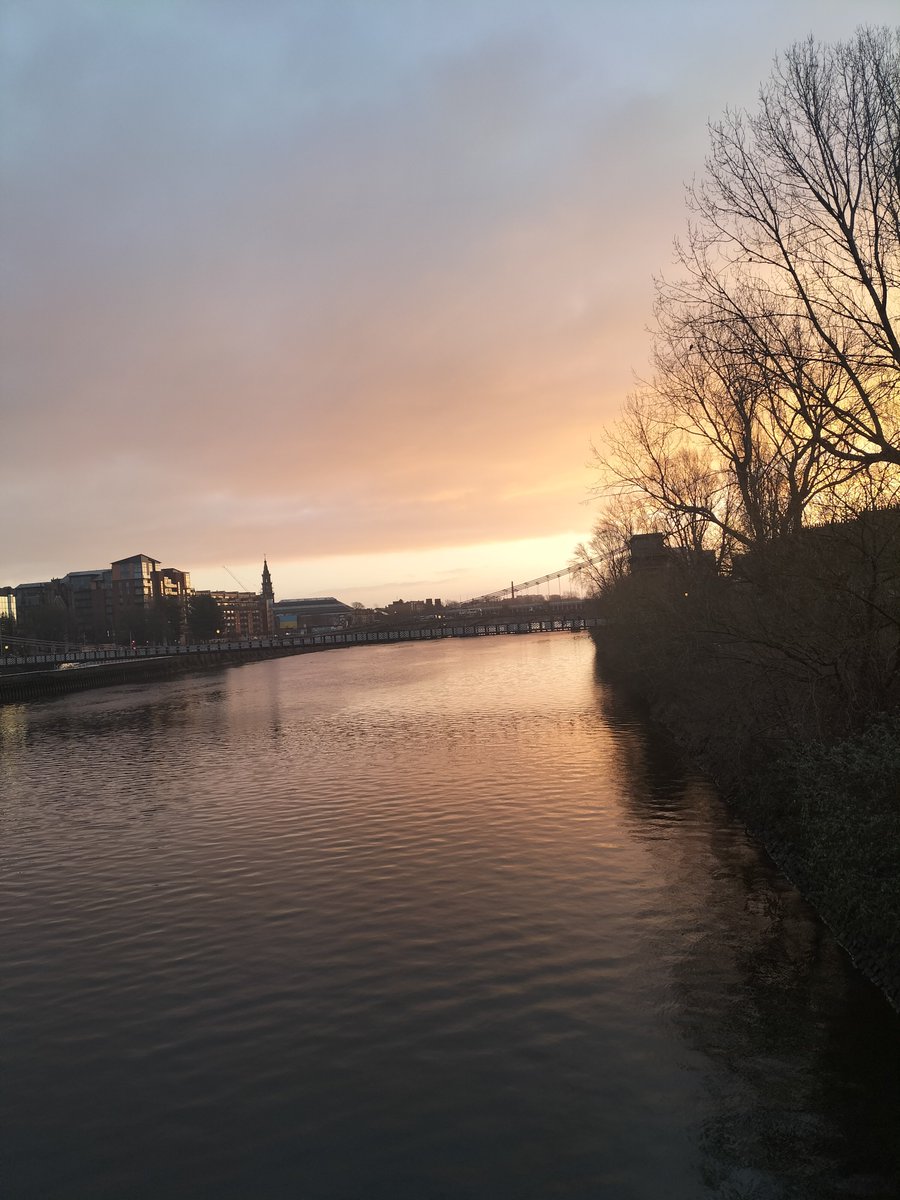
261, 558, 274, 602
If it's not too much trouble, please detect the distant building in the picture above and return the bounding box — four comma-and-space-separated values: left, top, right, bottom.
385, 598, 426, 618
10, 579, 69, 642
110, 553, 159, 609
200, 560, 275, 639
198, 591, 269, 639
384, 598, 444, 618
107, 553, 192, 642
628, 533, 672, 572
273, 597, 354, 634
62, 569, 113, 642
5, 552, 279, 645
13, 580, 60, 612
0, 587, 16, 624
628, 532, 718, 579
110, 554, 191, 609
156, 566, 191, 602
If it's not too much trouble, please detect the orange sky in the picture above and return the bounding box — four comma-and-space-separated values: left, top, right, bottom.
2, 1, 897, 604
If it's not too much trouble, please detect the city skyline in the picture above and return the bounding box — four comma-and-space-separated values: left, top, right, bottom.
1, 540, 584, 610
3, 1, 897, 606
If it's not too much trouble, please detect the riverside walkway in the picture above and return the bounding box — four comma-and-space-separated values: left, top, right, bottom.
0, 606, 601, 703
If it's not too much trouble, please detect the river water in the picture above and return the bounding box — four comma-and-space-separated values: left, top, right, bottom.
1, 634, 898, 1199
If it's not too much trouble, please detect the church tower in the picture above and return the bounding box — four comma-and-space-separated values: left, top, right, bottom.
261, 558, 275, 635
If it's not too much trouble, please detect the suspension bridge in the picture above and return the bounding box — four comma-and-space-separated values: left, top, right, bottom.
469, 561, 594, 604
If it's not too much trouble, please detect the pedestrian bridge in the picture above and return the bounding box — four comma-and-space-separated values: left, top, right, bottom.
282, 610, 600, 649
0, 604, 602, 701
2, 609, 600, 670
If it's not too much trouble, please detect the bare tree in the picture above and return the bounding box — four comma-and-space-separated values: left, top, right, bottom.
687, 27, 900, 469
571, 495, 652, 594
650, 284, 858, 541
593, 388, 742, 563
592, 28, 899, 561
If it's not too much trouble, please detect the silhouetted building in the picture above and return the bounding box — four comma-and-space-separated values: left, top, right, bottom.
629, 533, 716, 576
13, 580, 59, 611
261, 558, 274, 634
62, 570, 113, 642
628, 533, 671, 572
11, 579, 69, 641
384, 597, 444, 618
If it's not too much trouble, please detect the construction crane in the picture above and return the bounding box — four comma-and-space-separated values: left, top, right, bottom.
222, 565, 252, 592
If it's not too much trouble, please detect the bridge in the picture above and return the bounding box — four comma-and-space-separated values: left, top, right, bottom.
468, 562, 591, 604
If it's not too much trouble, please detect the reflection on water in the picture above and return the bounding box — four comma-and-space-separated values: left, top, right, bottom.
599, 682, 900, 1198
1, 636, 898, 1199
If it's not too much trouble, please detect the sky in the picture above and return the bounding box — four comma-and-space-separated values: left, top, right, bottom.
2, 0, 897, 605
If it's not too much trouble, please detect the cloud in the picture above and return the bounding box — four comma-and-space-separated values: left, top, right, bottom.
2, 0, 898, 591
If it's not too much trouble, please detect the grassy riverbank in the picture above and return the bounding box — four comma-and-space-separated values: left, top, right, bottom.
590, 556, 900, 1011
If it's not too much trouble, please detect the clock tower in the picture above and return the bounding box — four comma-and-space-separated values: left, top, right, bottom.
261, 559, 275, 635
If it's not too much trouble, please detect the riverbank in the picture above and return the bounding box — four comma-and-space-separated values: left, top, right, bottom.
591, 611, 900, 1012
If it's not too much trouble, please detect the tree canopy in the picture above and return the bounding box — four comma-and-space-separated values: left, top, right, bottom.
187, 594, 224, 641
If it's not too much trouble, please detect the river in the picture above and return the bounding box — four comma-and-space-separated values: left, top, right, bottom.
1, 633, 898, 1199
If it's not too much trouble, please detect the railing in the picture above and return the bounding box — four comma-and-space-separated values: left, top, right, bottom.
1, 613, 602, 671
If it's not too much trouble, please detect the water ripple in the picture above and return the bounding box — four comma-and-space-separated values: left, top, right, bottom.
2, 636, 899, 1199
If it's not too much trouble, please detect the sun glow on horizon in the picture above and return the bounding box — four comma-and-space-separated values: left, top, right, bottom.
190, 531, 594, 608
